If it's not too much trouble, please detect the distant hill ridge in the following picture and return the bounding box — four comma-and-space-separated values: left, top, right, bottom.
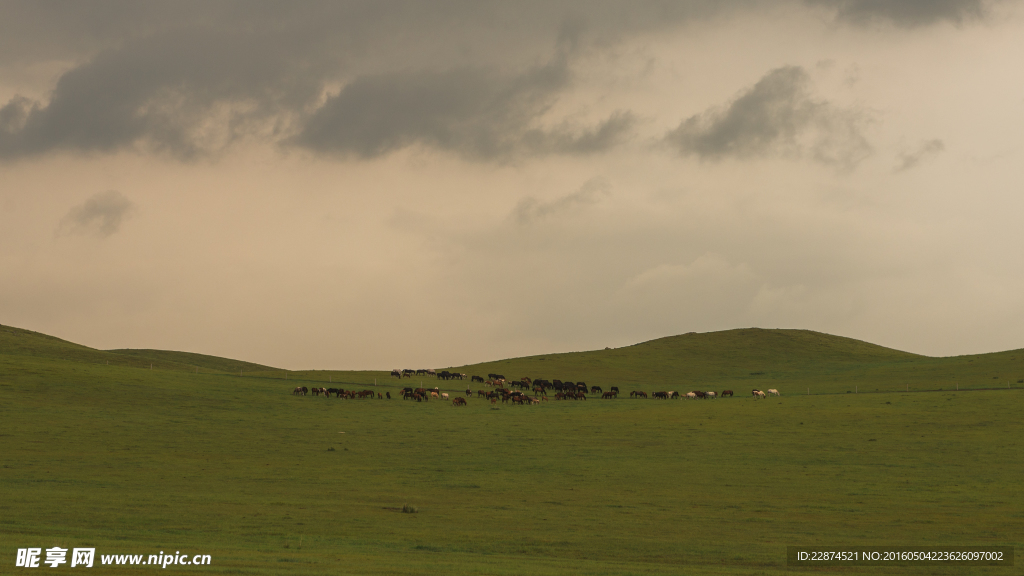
0, 323, 280, 373
3, 323, 1023, 391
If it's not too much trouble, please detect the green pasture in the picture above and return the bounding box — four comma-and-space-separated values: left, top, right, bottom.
1, 325, 1022, 574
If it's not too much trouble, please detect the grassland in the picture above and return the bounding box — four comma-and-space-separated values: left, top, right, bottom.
1, 324, 1021, 574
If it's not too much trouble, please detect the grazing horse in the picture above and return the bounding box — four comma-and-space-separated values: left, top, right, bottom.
590, 385, 602, 395
292, 387, 304, 395
452, 397, 467, 406
630, 390, 647, 398
706, 391, 716, 399
653, 391, 668, 399
767, 389, 780, 396
752, 389, 766, 399
471, 375, 485, 383
390, 370, 402, 378
441, 393, 449, 400
686, 392, 697, 399
721, 390, 733, 397
693, 391, 706, 399
386, 391, 391, 399
602, 391, 617, 399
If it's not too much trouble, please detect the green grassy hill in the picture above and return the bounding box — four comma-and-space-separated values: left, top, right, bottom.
107, 348, 279, 373
4, 323, 1024, 394
447, 328, 1024, 395
0, 323, 281, 374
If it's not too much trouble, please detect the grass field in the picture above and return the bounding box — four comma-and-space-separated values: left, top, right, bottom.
1, 324, 1021, 574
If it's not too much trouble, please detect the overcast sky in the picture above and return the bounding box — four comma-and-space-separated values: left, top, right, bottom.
2, 0, 1023, 369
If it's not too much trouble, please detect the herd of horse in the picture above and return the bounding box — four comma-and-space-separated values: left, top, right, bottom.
292, 386, 383, 399
292, 380, 780, 405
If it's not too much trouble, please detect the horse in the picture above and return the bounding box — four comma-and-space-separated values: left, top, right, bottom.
602, 391, 617, 399
686, 392, 697, 399
653, 391, 668, 399
452, 397, 467, 406
721, 390, 733, 397
767, 389, 780, 396
706, 391, 716, 399
752, 389, 765, 399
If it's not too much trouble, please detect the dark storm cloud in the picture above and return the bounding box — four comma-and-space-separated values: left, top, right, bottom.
0, 1, 764, 163
293, 54, 634, 160
0, 1, 993, 162
0, 27, 327, 159
894, 139, 945, 172
806, 0, 989, 27
664, 66, 872, 168
57, 190, 135, 238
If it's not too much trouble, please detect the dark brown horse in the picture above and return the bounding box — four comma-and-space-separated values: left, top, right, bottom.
721, 390, 734, 397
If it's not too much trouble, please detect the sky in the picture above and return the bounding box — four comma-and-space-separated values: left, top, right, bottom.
1, 0, 1023, 369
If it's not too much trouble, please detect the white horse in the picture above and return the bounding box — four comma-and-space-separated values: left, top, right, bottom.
752, 390, 766, 399
686, 392, 696, 399
767, 389, 780, 396
706, 391, 716, 399
441, 393, 449, 400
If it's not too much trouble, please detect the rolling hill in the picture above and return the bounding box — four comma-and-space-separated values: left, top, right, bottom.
3, 323, 1023, 393
0, 323, 280, 374
445, 328, 1024, 394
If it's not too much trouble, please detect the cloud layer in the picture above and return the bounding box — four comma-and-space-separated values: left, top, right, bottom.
664, 66, 872, 168
0, 1, 1000, 163
809, 0, 988, 27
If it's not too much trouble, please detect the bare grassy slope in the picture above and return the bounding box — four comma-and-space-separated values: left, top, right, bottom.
0, 323, 280, 373
449, 328, 1022, 393
107, 348, 278, 373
